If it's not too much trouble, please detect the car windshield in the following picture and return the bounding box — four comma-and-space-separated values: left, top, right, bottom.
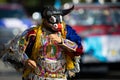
64, 8, 120, 26
0, 9, 27, 18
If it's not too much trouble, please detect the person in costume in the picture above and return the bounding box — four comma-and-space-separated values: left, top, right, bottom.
2, 5, 83, 80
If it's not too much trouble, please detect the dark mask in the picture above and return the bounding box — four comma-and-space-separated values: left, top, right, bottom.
41, 5, 74, 31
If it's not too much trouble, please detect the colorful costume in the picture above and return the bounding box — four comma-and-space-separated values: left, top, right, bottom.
2, 5, 83, 80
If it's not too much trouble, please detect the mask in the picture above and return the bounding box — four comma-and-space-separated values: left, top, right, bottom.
41, 5, 74, 31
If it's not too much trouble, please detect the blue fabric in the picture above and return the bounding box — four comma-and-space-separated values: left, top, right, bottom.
66, 25, 82, 48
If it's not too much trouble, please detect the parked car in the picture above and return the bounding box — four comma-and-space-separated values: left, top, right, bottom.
0, 3, 33, 56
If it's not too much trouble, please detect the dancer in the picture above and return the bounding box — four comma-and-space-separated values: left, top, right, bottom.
2, 5, 83, 80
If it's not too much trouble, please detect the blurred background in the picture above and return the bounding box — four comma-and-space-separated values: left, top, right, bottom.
0, 0, 120, 80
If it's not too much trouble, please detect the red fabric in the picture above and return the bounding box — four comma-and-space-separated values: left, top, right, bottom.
27, 30, 36, 37
74, 46, 83, 56
26, 30, 36, 41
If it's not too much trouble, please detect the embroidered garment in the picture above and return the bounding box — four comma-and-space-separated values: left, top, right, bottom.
2, 23, 83, 80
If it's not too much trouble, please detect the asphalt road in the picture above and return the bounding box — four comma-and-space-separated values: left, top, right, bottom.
0, 60, 120, 80
0, 60, 21, 80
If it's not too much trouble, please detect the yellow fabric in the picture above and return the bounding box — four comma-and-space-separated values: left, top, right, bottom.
22, 68, 32, 78
61, 22, 66, 38
66, 55, 74, 69
31, 26, 42, 60
23, 27, 42, 78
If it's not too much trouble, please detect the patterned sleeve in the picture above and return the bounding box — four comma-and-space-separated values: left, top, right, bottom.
1, 27, 37, 72
18, 28, 36, 63
66, 25, 83, 56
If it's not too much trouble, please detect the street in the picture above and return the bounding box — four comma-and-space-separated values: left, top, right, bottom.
0, 60, 120, 80
0, 60, 21, 80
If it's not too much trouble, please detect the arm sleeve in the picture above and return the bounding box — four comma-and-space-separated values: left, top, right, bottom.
19, 28, 36, 64
66, 25, 83, 56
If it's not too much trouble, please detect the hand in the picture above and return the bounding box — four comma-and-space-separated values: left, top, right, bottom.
68, 71, 75, 77
49, 33, 62, 44
25, 59, 37, 69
